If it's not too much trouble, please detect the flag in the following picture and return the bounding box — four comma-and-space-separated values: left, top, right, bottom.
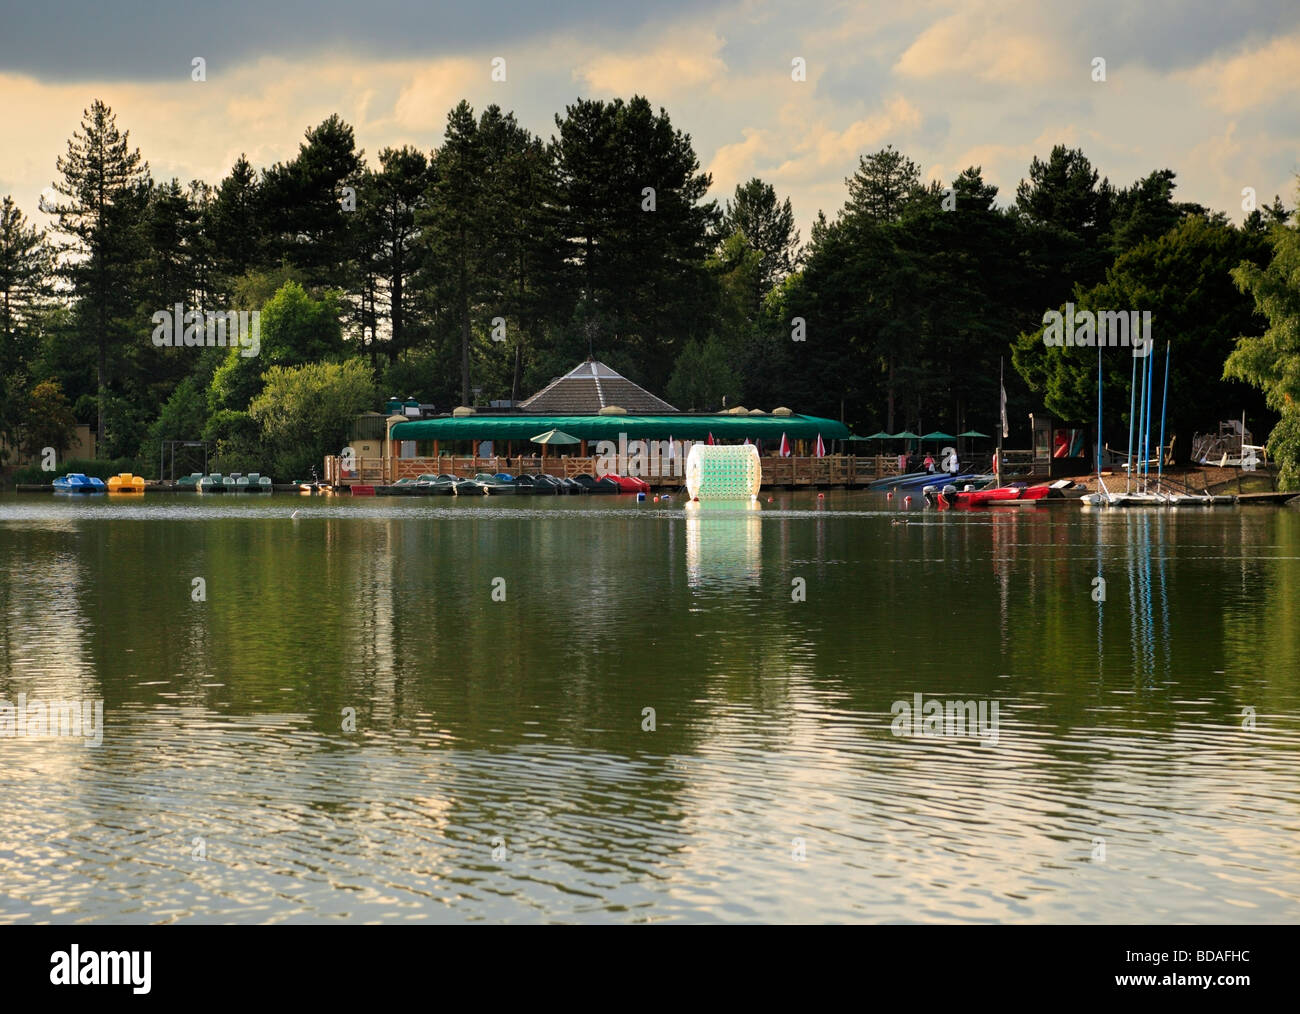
814, 433, 826, 457
779, 432, 791, 457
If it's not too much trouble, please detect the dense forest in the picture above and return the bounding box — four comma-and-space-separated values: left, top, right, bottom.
1, 97, 1297, 483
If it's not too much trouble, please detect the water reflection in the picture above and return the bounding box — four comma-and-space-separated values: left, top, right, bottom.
684, 500, 762, 591
1, 494, 1299, 923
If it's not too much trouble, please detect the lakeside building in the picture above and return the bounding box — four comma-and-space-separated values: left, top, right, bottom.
330, 358, 856, 488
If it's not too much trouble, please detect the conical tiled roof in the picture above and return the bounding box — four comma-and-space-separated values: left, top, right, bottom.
520, 359, 677, 414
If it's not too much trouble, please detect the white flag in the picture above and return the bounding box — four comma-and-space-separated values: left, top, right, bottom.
1000, 381, 1009, 439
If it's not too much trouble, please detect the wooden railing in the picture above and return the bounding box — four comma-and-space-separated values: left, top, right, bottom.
322, 452, 1031, 488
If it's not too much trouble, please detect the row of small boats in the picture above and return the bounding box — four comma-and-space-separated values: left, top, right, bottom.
53, 472, 145, 493
1080, 489, 1234, 508
377, 473, 654, 496
50, 471, 274, 493
183, 472, 273, 492
920, 476, 1237, 509
922, 478, 1088, 508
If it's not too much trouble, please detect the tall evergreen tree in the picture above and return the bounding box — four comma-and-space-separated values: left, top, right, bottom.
551, 95, 718, 388
361, 145, 431, 364
844, 146, 923, 224
721, 178, 799, 315
209, 155, 263, 294
261, 115, 363, 291
41, 99, 150, 447
421, 101, 488, 407
0, 195, 54, 448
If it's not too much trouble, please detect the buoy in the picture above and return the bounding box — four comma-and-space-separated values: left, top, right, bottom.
817, 492, 825, 499
904, 495, 912, 506
767, 497, 774, 503
637, 491, 646, 501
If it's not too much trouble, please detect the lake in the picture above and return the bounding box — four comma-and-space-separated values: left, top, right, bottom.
1, 492, 1298, 923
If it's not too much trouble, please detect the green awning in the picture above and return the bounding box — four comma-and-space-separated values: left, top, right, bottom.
391, 413, 851, 443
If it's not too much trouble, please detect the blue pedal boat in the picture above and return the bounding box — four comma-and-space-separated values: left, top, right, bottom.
52, 473, 106, 493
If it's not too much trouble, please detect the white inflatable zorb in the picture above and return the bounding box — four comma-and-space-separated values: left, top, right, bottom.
685, 443, 762, 500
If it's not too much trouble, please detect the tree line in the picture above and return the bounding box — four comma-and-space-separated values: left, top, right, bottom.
0, 96, 1297, 483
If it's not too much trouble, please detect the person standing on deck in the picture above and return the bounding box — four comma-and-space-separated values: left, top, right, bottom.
923, 453, 935, 473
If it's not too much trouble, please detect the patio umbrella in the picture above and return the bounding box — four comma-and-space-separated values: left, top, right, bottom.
958, 430, 990, 438
921, 431, 956, 441
890, 431, 920, 440
531, 428, 581, 459
530, 428, 581, 445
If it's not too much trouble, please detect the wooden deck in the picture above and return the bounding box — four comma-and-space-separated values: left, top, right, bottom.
323, 454, 969, 489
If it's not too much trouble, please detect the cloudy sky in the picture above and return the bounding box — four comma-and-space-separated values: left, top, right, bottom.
2, 0, 1298, 237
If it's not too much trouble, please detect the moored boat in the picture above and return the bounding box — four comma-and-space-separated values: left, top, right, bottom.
107, 473, 145, 493
198, 473, 227, 493
473, 473, 518, 494
938, 483, 1051, 508
601, 473, 651, 494
52, 472, 106, 493
234, 472, 272, 492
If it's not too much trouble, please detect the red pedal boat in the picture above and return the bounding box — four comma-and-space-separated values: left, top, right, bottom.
938, 483, 1052, 508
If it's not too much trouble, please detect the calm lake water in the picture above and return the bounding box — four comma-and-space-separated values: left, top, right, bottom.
1, 492, 1298, 923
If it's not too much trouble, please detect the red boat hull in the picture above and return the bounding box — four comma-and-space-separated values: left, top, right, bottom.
600, 473, 651, 494
938, 485, 1051, 508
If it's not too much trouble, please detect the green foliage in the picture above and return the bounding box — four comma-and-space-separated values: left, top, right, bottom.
260, 114, 363, 290
666, 337, 741, 410
16, 96, 1291, 477
202, 408, 262, 474
12, 378, 77, 459
40, 100, 150, 446
1014, 215, 1271, 450
1225, 211, 1300, 488
11, 456, 143, 485
259, 279, 344, 364
721, 178, 799, 309
247, 359, 377, 480
551, 95, 719, 391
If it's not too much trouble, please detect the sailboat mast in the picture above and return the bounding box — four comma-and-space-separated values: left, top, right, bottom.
1126, 351, 1138, 493
1096, 343, 1103, 476
1158, 342, 1170, 490
1145, 340, 1156, 486
1138, 344, 1148, 489
996, 358, 1003, 486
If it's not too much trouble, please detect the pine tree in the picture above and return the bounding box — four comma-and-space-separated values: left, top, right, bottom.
721, 178, 800, 314
421, 101, 488, 408
0, 195, 54, 447
361, 145, 430, 363
41, 99, 150, 447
